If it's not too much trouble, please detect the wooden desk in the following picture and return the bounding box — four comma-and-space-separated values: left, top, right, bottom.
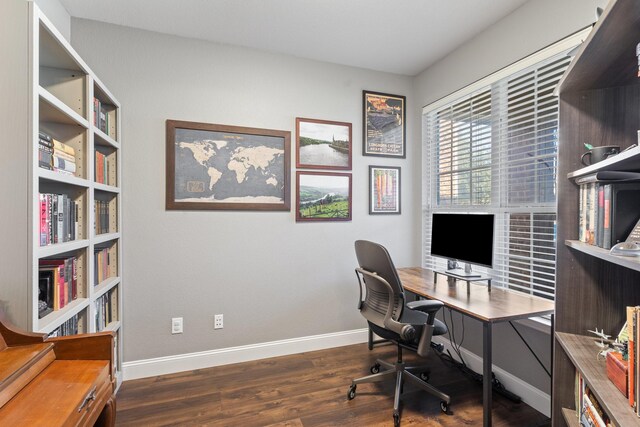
398, 267, 554, 427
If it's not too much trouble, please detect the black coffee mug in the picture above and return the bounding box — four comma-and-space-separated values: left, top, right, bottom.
581, 145, 620, 166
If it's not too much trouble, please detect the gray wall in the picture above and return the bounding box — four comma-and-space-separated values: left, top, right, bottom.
67, 0, 608, 395
412, 0, 608, 393
70, 19, 419, 362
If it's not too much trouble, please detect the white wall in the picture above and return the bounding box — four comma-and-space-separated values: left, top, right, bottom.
35, 0, 70, 41
70, 19, 418, 363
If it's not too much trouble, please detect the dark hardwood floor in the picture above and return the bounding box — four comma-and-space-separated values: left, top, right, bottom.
115, 343, 550, 426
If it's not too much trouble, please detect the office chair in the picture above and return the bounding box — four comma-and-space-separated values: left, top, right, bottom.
347, 240, 450, 426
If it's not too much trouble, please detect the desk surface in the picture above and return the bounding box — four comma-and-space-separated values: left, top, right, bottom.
398, 267, 554, 323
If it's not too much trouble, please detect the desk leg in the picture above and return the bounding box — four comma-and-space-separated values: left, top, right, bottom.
483, 322, 492, 427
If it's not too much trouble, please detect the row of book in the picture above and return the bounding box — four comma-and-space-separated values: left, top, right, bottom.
95, 289, 117, 332
95, 150, 115, 185
39, 131, 77, 175
47, 314, 80, 338
39, 193, 79, 246
577, 172, 640, 249
95, 200, 112, 235
93, 97, 112, 137
38, 256, 78, 316
94, 247, 113, 285
577, 373, 612, 426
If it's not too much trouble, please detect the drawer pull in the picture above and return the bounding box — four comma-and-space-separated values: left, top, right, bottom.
77, 386, 97, 412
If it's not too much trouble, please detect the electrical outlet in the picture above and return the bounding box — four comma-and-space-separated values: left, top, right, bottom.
172, 317, 183, 334
214, 314, 223, 329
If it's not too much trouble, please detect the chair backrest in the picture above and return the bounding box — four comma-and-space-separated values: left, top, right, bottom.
354, 240, 405, 326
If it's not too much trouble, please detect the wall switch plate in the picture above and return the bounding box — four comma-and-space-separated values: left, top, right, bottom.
172, 317, 183, 334
214, 314, 223, 329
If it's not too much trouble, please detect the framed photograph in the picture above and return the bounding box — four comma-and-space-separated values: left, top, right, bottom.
296, 117, 352, 170
166, 120, 290, 211
363, 90, 406, 158
369, 166, 401, 214
296, 171, 352, 222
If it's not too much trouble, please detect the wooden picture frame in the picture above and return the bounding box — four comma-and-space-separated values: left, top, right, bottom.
369, 166, 401, 214
166, 120, 290, 211
363, 90, 406, 158
296, 117, 352, 170
296, 171, 352, 222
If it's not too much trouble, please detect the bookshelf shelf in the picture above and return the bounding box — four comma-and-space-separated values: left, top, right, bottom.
94, 277, 120, 299
93, 232, 120, 245
38, 239, 89, 258
556, 333, 636, 426
38, 87, 88, 128
565, 240, 640, 273
104, 320, 121, 333
94, 128, 119, 149
37, 297, 90, 334
38, 168, 90, 188
560, 408, 578, 427
94, 183, 120, 194
0, 3, 123, 384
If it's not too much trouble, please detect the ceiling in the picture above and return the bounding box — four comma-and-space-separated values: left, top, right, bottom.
58, 0, 529, 76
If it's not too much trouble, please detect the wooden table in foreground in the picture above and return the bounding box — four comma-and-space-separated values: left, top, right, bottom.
397, 267, 555, 427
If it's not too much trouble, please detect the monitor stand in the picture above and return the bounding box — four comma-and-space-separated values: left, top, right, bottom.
435, 261, 492, 292
445, 262, 481, 279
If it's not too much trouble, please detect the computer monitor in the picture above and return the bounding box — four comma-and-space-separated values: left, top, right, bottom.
430, 213, 494, 277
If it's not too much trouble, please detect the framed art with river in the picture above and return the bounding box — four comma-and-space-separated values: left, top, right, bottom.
296, 117, 352, 170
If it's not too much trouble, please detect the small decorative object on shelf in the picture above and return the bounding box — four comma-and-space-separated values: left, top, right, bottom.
581, 145, 620, 166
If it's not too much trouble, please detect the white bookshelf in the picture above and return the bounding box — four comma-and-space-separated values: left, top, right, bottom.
0, 3, 123, 384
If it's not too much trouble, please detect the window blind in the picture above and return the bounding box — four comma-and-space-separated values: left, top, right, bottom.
423, 51, 573, 301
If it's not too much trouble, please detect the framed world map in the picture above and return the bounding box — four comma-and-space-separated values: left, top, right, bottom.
166, 120, 291, 211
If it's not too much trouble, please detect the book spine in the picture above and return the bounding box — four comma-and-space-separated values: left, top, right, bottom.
603, 184, 612, 249
597, 185, 604, 247
52, 139, 75, 156
629, 306, 636, 408
71, 257, 77, 300
38, 131, 52, 142
57, 194, 64, 244
39, 194, 47, 246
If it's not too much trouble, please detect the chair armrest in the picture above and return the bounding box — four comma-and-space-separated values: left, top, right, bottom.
406, 300, 444, 314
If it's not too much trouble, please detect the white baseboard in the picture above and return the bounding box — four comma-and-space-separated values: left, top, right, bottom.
122, 328, 369, 380
432, 336, 551, 417
122, 328, 550, 417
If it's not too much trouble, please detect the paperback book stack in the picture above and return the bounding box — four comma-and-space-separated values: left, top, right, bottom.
94, 200, 110, 235
38, 131, 53, 170
95, 290, 116, 332
576, 171, 640, 250
39, 131, 77, 175
47, 315, 79, 338
94, 247, 112, 285
95, 150, 111, 184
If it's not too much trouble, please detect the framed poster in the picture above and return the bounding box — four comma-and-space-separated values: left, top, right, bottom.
166, 120, 290, 211
296, 171, 352, 222
363, 90, 406, 158
296, 117, 352, 170
369, 166, 400, 214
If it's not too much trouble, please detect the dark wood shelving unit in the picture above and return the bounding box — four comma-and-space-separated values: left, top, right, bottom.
552, 0, 640, 425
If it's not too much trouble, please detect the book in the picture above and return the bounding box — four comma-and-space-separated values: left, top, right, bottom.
606, 351, 628, 397
52, 155, 77, 173
603, 184, 612, 249
597, 185, 604, 247
628, 306, 636, 408
52, 139, 75, 156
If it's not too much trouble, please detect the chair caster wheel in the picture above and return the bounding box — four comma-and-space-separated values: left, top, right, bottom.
347, 384, 357, 400
370, 363, 381, 374
419, 372, 430, 382
440, 400, 450, 414
393, 412, 400, 426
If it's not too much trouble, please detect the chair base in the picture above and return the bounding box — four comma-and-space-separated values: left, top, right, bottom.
347, 347, 450, 426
